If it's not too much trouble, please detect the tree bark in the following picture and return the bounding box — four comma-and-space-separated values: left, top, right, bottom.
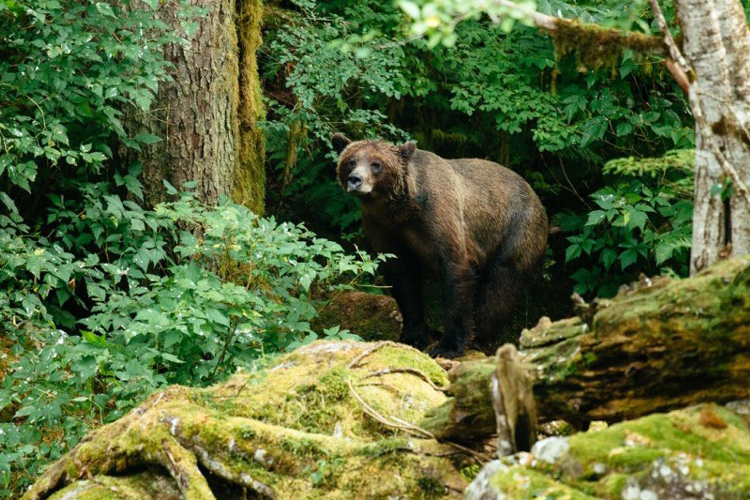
421, 256, 750, 442
670, 0, 750, 273
126, 0, 266, 211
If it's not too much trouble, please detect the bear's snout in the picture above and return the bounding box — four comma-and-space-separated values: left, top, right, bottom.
347, 173, 363, 191
346, 166, 373, 194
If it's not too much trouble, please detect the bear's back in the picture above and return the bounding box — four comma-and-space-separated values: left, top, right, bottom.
407, 151, 546, 267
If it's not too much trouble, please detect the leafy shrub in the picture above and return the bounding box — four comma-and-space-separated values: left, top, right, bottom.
0, 179, 382, 496
558, 150, 694, 297
0, 0, 393, 495
0, 0, 199, 194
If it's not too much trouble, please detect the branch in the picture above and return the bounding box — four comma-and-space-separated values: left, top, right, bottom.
494, 0, 666, 69
664, 58, 691, 94
648, 0, 692, 95
648, 0, 692, 72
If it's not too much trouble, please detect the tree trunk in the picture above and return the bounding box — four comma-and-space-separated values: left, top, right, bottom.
673, 0, 750, 273
421, 256, 750, 442
126, 0, 266, 211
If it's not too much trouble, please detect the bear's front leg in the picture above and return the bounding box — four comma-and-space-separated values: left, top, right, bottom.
429, 261, 476, 359
380, 257, 430, 350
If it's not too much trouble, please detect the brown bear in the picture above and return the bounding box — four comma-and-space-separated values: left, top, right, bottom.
332, 134, 548, 358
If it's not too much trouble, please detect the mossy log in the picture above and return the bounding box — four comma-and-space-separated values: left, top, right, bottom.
422, 256, 750, 441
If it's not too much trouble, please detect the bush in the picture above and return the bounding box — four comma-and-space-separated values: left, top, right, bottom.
0, 180, 383, 496
558, 150, 694, 297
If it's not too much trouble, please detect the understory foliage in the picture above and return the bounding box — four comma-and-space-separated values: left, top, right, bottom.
0, 0, 705, 496
260, 0, 694, 286
0, 184, 379, 494
0, 0, 379, 495
558, 150, 694, 296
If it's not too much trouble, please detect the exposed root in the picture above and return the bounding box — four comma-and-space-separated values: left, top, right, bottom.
161, 438, 217, 500
189, 443, 275, 499
347, 341, 403, 368
23, 341, 465, 500
347, 378, 490, 462
362, 367, 448, 391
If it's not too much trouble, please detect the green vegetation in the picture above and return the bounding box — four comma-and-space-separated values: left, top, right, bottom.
558, 150, 694, 295
261, 0, 694, 300
0, 0, 718, 496
480, 404, 750, 499
26, 341, 466, 500
0, 0, 380, 495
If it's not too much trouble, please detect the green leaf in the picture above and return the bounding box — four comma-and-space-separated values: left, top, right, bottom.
95, 2, 116, 17
585, 210, 606, 226
160, 352, 184, 364
134, 133, 162, 145
616, 122, 633, 136
398, 0, 420, 19
619, 249, 639, 270
565, 245, 582, 262
600, 248, 617, 270
627, 210, 649, 231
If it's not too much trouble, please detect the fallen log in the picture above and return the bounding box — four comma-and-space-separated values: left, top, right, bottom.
422, 256, 750, 441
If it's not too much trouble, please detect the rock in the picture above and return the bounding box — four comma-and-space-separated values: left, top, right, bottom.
466, 403, 750, 499
313, 291, 402, 341
531, 436, 570, 464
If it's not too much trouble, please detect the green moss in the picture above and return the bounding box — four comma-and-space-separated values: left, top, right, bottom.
359, 437, 410, 457
48, 472, 181, 500
489, 467, 600, 500
232, 0, 266, 213
484, 403, 750, 499
312, 291, 402, 342
420, 359, 495, 439
416, 476, 447, 498
460, 463, 481, 482
551, 18, 664, 71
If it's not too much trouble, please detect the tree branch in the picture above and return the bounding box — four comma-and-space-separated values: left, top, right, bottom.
494, 0, 666, 64
648, 0, 693, 73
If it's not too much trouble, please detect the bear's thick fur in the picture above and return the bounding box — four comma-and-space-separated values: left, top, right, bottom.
333, 134, 548, 358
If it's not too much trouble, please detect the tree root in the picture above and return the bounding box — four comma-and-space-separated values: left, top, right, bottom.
24, 340, 467, 500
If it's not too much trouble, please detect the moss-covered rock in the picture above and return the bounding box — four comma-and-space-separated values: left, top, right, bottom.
24, 340, 470, 500
313, 291, 403, 341
466, 403, 750, 500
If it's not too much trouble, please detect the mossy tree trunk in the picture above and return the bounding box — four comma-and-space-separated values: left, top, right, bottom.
126, 0, 266, 212
421, 257, 750, 442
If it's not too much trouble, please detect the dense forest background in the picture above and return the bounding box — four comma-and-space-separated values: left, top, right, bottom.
2, 0, 748, 497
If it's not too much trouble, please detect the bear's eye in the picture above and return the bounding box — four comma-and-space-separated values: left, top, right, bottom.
347, 159, 356, 169
371, 161, 382, 174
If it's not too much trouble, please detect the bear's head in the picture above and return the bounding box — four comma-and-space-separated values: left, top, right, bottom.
332, 134, 416, 202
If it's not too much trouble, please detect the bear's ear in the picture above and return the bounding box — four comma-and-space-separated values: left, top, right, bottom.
331, 133, 351, 154
398, 142, 416, 162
